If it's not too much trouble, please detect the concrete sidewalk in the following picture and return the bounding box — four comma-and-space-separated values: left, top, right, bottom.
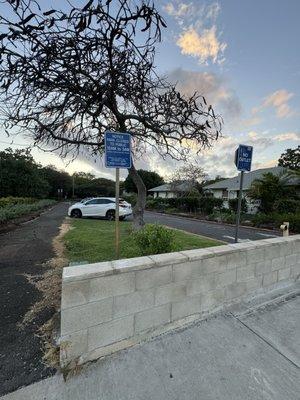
2, 289, 300, 400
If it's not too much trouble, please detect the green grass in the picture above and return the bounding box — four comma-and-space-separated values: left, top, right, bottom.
64, 219, 223, 263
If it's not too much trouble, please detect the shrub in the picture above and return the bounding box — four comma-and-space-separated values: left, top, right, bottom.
122, 193, 137, 206
252, 212, 300, 233
198, 197, 223, 214
0, 199, 56, 224
132, 224, 175, 255
0, 196, 36, 208
228, 198, 248, 213
274, 199, 300, 214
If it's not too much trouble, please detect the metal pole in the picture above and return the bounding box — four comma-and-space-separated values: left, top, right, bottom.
115, 167, 120, 259
234, 171, 244, 243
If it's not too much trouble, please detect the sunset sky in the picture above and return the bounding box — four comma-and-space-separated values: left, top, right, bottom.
0, 0, 299, 180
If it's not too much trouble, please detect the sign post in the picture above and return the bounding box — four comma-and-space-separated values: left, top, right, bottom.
234, 144, 253, 243
105, 131, 131, 259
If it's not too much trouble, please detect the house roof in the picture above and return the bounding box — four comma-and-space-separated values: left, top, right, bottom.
148, 182, 192, 192
203, 166, 299, 191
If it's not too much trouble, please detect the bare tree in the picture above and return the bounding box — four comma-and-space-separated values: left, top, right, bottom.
169, 163, 207, 196
0, 0, 222, 229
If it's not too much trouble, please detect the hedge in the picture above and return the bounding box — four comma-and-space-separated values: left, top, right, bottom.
0, 196, 36, 208
146, 196, 223, 214
0, 199, 56, 224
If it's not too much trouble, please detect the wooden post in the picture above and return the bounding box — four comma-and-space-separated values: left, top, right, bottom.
115, 167, 120, 259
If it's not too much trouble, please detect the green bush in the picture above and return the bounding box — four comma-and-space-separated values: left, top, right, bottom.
274, 199, 300, 214
228, 198, 248, 213
132, 224, 175, 255
0, 196, 36, 208
252, 212, 300, 233
0, 199, 56, 224
146, 196, 223, 214
122, 193, 137, 206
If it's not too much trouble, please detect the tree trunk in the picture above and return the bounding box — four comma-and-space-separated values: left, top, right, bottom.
128, 162, 146, 230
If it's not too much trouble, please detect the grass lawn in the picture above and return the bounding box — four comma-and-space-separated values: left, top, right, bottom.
64, 218, 223, 263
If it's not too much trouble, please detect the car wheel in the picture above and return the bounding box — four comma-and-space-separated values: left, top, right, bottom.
71, 209, 82, 218
119, 216, 125, 221
106, 210, 115, 221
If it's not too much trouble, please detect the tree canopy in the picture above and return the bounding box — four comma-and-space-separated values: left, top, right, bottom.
0, 0, 222, 228
124, 169, 164, 193
278, 146, 300, 171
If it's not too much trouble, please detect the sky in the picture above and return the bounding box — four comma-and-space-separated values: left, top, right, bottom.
0, 0, 299, 181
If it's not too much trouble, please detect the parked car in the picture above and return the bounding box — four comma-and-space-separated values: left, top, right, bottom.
68, 197, 132, 220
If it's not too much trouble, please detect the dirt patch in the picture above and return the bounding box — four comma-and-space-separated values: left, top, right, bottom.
21, 219, 71, 368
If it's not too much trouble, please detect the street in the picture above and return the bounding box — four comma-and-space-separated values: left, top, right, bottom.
143, 211, 280, 243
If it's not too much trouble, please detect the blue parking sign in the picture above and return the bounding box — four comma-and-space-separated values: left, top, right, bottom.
105, 131, 131, 169
235, 144, 253, 172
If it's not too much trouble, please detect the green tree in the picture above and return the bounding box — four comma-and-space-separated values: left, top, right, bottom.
41, 165, 72, 198
248, 172, 297, 214
124, 170, 164, 193
278, 146, 300, 171
0, 148, 50, 198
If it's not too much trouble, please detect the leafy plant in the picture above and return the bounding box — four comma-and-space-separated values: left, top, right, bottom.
132, 224, 175, 255
228, 198, 248, 213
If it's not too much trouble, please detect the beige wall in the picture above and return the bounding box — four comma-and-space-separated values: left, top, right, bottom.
60, 235, 300, 367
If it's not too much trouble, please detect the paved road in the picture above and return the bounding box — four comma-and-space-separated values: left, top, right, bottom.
143, 211, 280, 243
3, 289, 299, 400
0, 203, 69, 396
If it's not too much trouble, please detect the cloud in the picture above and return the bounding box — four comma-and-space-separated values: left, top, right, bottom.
273, 132, 300, 141
177, 26, 226, 64
253, 90, 295, 118
164, 1, 226, 64
168, 68, 241, 118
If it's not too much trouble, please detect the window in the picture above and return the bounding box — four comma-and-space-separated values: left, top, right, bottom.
222, 189, 228, 198
85, 199, 99, 205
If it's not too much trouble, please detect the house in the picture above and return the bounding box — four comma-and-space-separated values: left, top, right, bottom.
148, 182, 192, 198
203, 166, 298, 214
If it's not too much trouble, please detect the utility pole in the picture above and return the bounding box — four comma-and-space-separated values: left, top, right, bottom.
234, 171, 244, 243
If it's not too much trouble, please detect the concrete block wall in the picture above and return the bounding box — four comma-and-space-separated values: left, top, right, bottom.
60, 235, 300, 366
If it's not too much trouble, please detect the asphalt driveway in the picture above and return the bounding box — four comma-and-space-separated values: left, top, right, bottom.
0, 202, 69, 396
144, 211, 280, 243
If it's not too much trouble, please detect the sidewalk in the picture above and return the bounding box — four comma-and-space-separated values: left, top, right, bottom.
2, 286, 299, 400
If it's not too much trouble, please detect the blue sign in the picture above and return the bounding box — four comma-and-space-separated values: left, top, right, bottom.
235, 144, 253, 172
105, 131, 131, 169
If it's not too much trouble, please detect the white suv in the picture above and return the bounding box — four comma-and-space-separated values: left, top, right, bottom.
68, 197, 132, 220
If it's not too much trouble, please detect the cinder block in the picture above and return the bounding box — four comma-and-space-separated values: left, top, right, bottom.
245, 276, 263, 291
226, 251, 247, 269
201, 254, 227, 274
112, 256, 155, 273
285, 254, 298, 266
264, 244, 281, 260
173, 259, 203, 282
215, 269, 236, 288
149, 252, 188, 266
246, 248, 265, 264
255, 260, 272, 275
135, 304, 171, 333
278, 267, 291, 281
226, 282, 247, 300
155, 282, 187, 305
237, 265, 256, 282
271, 257, 285, 271
61, 280, 90, 309
113, 289, 154, 318
89, 273, 135, 302
263, 271, 278, 287
180, 248, 215, 261
88, 316, 134, 350
291, 264, 300, 279
60, 330, 88, 364
200, 288, 226, 311
63, 261, 113, 283
186, 274, 216, 296
136, 266, 172, 290
279, 242, 292, 257
61, 298, 113, 335
171, 296, 202, 321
